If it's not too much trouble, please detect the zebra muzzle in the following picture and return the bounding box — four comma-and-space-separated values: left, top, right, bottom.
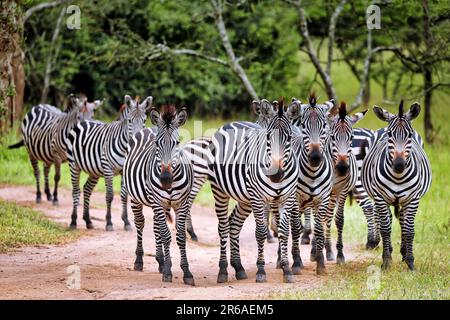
392, 157, 406, 174
336, 161, 349, 176
265, 160, 285, 183
160, 164, 173, 190
308, 149, 323, 167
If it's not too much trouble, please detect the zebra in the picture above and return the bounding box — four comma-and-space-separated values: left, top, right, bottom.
123, 105, 195, 285
8, 94, 103, 205
300, 127, 381, 250
67, 95, 152, 231
207, 99, 301, 283
362, 101, 431, 271
183, 101, 278, 243
322, 102, 367, 264
287, 93, 335, 275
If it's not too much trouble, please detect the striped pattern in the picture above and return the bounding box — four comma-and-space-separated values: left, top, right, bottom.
18, 95, 102, 204
362, 101, 432, 271
207, 99, 300, 284
67, 95, 152, 230
123, 106, 195, 285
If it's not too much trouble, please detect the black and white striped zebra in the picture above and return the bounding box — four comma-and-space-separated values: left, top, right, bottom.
288, 94, 335, 275
362, 101, 431, 271
123, 105, 195, 285
207, 99, 301, 283
8, 94, 103, 205
67, 95, 152, 230
323, 102, 367, 264
183, 101, 278, 242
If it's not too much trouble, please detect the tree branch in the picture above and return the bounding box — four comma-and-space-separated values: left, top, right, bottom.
23, 0, 69, 23
210, 0, 259, 101
327, 0, 347, 76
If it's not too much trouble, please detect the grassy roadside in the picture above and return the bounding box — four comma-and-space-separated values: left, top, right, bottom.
0, 199, 80, 253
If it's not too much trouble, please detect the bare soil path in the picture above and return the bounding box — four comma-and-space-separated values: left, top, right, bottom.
0, 185, 367, 300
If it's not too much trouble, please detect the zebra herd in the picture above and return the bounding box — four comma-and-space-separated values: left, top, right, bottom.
9, 92, 431, 285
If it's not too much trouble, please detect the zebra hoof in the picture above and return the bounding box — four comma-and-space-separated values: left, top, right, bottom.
86, 223, 94, 230
316, 266, 327, 275
134, 263, 143, 271
381, 258, 392, 270
217, 273, 228, 284
310, 253, 316, 262
124, 224, 133, 231
46, 194, 53, 201
255, 273, 267, 283
52, 200, 59, 206
292, 266, 302, 275
36, 197, 42, 204
336, 254, 345, 265
366, 241, 378, 250
326, 251, 335, 261
69, 224, 77, 230
267, 236, 276, 244
283, 274, 295, 283
183, 277, 195, 286
162, 274, 172, 282
235, 269, 248, 280
190, 234, 199, 242
301, 236, 310, 245
105, 224, 114, 232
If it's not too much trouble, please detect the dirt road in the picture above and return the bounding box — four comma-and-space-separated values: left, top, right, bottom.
0, 185, 366, 300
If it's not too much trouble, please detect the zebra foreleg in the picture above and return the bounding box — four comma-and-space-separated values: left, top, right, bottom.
375, 197, 393, 270
82, 175, 99, 229
120, 175, 132, 231
335, 194, 347, 264
30, 157, 42, 203
230, 202, 251, 281
211, 187, 230, 283
186, 177, 205, 242
290, 200, 303, 274
251, 200, 268, 283
155, 207, 173, 283
301, 207, 312, 244
43, 163, 52, 201
353, 187, 378, 249
153, 211, 164, 273
175, 202, 195, 285
314, 201, 328, 275
52, 160, 61, 205
325, 194, 337, 262
131, 200, 145, 271
104, 171, 114, 231
278, 202, 294, 283
69, 165, 81, 229
402, 200, 419, 271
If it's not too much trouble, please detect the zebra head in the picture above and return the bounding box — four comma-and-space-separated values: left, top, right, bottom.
263, 98, 301, 183
300, 93, 334, 167
150, 105, 188, 190
66, 94, 104, 121
373, 100, 421, 174
123, 95, 153, 139
328, 102, 367, 176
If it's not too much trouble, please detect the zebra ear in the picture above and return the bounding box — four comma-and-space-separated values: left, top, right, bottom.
259, 99, 275, 117
176, 108, 188, 127
141, 96, 153, 112
124, 95, 133, 108
406, 102, 420, 121
287, 100, 301, 120
350, 109, 368, 125
92, 99, 105, 110
322, 99, 335, 112
150, 108, 160, 126
373, 106, 393, 122
252, 100, 261, 116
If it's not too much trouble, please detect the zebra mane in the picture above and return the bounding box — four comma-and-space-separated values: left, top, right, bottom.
398, 100, 404, 117
308, 91, 317, 106
160, 105, 177, 124
338, 101, 347, 121
277, 97, 284, 116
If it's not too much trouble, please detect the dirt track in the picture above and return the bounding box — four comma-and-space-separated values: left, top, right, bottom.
0, 184, 367, 300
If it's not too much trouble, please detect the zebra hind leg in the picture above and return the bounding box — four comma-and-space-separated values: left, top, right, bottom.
186, 213, 198, 242
43, 163, 52, 201
402, 201, 418, 271
104, 172, 114, 231
375, 198, 393, 270
70, 165, 81, 229
120, 176, 132, 231
229, 203, 250, 281
325, 195, 337, 262
175, 203, 195, 285
335, 194, 347, 264
251, 201, 268, 283
290, 200, 303, 274
157, 208, 173, 283
52, 161, 61, 205
82, 175, 99, 229
30, 157, 42, 203
212, 187, 230, 283
301, 207, 312, 244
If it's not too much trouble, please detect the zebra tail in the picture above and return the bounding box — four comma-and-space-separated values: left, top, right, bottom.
348, 191, 353, 206
8, 140, 24, 149
394, 205, 400, 219
165, 210, 174, 224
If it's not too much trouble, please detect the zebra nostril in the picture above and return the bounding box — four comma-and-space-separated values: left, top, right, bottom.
308, 149, 322, 167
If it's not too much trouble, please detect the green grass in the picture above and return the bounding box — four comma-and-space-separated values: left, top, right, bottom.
0, 199, 80, 252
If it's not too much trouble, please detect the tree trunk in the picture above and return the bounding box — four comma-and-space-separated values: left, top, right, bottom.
0, 1, 24, 133
423, 67, 434, 143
